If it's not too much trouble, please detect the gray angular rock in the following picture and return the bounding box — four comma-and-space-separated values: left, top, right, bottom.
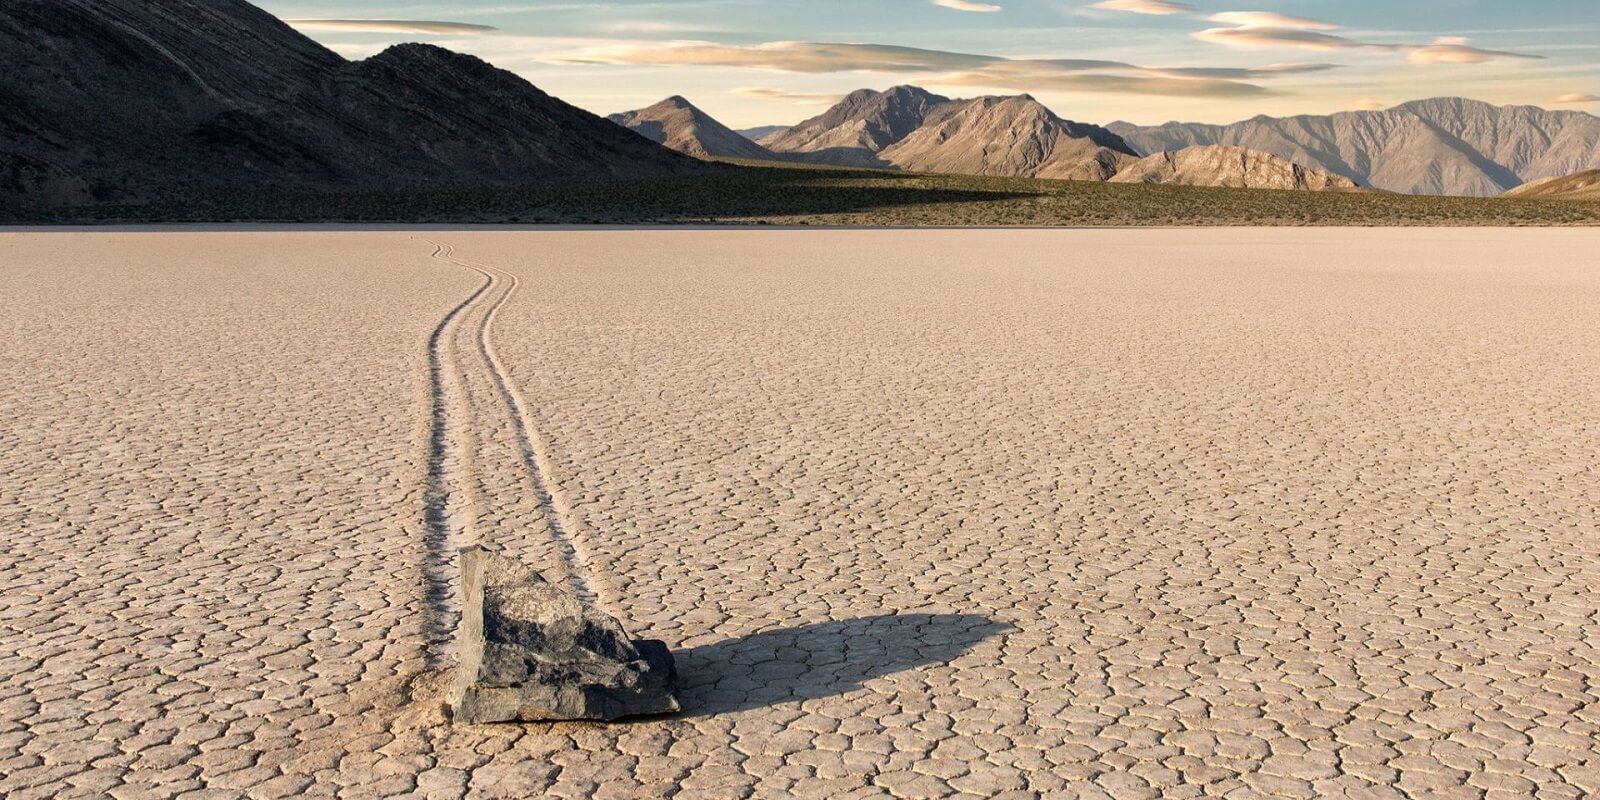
449, 546, 680, 723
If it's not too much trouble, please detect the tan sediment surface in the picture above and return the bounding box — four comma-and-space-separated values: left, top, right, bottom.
3, 228, 1598, 799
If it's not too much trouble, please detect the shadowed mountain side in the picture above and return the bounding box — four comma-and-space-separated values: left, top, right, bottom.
677, 614, 1012, 716
0, 0, 697, 213
38, 167, 1036, 223
775, 147, 895, 169
1505, 169, 1600, 200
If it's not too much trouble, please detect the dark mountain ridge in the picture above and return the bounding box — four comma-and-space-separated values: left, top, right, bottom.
1, 0, 697, 213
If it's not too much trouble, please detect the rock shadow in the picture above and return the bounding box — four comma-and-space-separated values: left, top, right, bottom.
676, 613, 1011, 716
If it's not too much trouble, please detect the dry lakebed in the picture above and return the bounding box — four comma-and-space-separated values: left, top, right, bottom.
2, 228, 1598, 799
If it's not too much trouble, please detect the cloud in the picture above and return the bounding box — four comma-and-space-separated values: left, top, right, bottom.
284, 19, 497, 35
1089, 0, 1193, 14
555, 40, 1334, 97
1195, 18, 1543, 64
1194, 26, 1388, 52
1207, 12, 1339, 31
937, 65, 1272, 98
1405, 37, 1543, 65
593, 20, 735, 34
1554, 93, 1600, 104
558, 41, 997, 73
733, 87, 848, 104
1157, 62, 1340, 79
933, 0, 1002, 11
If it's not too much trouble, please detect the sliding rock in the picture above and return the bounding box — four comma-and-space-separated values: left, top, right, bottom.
449, 546, 680, 723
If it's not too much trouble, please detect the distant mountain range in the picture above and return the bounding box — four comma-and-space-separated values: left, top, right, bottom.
1108, 99, 1600, 197
647, 89, 1600, 196
1, 0, 696, 211
612, 90, 1349, 191
615, 88, 1141, 183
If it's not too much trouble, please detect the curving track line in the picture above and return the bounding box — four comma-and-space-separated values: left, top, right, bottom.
419, 241, 495, 662
423, 239, 616, 617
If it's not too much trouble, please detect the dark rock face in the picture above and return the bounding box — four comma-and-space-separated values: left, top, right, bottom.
0, 0, 697, 214
450, 547, 680, 724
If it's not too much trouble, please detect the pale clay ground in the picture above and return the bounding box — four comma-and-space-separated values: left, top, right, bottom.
2, 229, 1598, 800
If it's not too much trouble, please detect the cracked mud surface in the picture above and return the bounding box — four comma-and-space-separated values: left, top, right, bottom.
2, 229, 1598, 799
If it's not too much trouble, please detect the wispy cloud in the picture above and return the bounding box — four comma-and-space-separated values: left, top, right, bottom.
1553, 93, 1600, 104
936, 64, 1276, 98
1195, 27, 1385, 51
1406, 37, 1543, 65
1089, 0, 1193, 15
1207, 12, 1339, 31
933, 0, 1002, 11
1158, 62, 1341, 79
1195, 16, 1543, 64
559, 41, 995, 73
592, 19, 734, 35
284, 19, 497, 35
733, 87, 847, 104
555, 40, 1335, 97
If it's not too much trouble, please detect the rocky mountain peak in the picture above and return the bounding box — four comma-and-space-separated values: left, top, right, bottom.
609, 95, 775, 161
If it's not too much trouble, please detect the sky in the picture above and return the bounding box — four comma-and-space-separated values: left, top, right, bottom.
256, 0, 1600, 128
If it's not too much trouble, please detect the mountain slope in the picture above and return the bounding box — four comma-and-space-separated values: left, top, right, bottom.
759, 86, 1137, 180
737, 125, 789, 142
1107, 98, 1600, 196
760, 85, 951, 167
0, 0, 696, 211
609, 96, 776, 161
1504, 169, 1600, 199
879, 95, 1137, 181
1110, 146, 1360, 191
